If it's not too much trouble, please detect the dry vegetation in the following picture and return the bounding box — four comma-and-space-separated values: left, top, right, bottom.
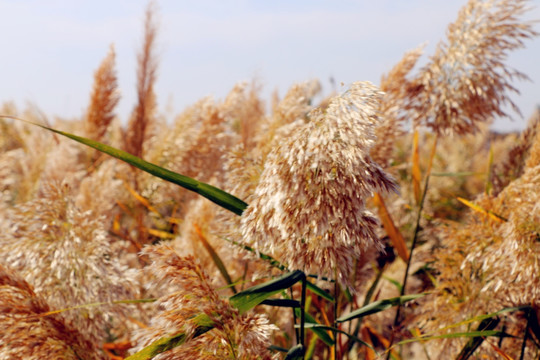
0, 0, 539, 359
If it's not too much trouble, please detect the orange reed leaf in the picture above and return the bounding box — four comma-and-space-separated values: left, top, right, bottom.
484, 339, 514, 360
456, 197, 507, 223
123, 180, 160, 215
147, 228, 175, 239
412, 130, 422, 205
373, 192, 409, 262
104, 341, 133, 360
361, 326, 377, 360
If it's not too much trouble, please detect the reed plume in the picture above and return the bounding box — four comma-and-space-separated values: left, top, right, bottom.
241, 81, 398, 285
133, 245, 278, 359
371, 46, 423, 168
124, 1, 159, 158
409, 0, 537, 135
0, 181, 137, 349
84, 45, 120, 143
0, 264, 102, 360
416, 132, 540, 357
492, 108, 540, 195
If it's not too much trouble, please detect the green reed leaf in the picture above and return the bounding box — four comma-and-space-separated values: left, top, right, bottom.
337, 293, 425, 323
440, 306, 528, 332
284, 344, 305, 360
3, 116, 248, 215
456, 317, 500, 360
125, 314, 214, 360
398, 330, 514, 346
261, 299, 301, 308
229, 270, 305, 314
294, 308, 334, 346
305, 280, 335, 303
300, 323, 376, 352
222, 236, 335, 303
193, 224, 236, 294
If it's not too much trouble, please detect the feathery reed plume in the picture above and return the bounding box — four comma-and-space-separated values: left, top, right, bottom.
125, 1, 159, 158
525, 110, 540, 168
0, 181, 137, 349
409, 0, 537, 135
85, 45, 120, 143
241, 81, 398, 285
257, 80, 321, 157
416, 152, 540, 358
371, 46, 423, 168
492, 108, 540, 195
220, 81, 266, 151
133, 245, 278, 359
0, 118, 53, 205
0, 264, 102, 360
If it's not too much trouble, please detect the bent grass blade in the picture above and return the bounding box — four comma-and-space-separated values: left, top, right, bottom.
1, 115, 248, 216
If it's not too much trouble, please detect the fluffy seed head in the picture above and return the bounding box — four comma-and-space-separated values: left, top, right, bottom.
241, 81, 398, 285
409, 0, 537, 135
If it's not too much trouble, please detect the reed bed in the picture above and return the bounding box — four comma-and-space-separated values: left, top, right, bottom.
0, 0, 539, 359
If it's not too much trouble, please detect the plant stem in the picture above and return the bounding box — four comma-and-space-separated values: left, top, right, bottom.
386, 134, 438, 359
519, 307, 531, 360
301, 274, 307, 358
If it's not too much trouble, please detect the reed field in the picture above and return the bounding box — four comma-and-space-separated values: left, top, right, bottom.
1, 0, 539, 359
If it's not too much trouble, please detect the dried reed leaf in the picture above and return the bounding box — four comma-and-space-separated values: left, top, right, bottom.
361, 326, 377, 360
373, 192, 409, 262
147, 228, 175, 239
456, 196, 507, 223
484, 339, 514, 360
123, 180, 160, 215
412, 130, 422, 205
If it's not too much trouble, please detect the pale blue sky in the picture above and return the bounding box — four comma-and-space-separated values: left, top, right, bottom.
1, 0, 539, 131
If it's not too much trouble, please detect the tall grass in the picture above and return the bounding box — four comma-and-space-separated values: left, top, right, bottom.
0, 0, 539, 359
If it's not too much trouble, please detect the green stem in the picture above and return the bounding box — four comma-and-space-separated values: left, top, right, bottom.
386, 134, 438, 359
301, 275, 307, 354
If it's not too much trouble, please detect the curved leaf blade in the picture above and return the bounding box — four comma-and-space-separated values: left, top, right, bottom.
295, 309, 335, 346
2, 116, 248, 215
337, 293, 425, 323
229, 270, 305, 314
125, 314, 214, 360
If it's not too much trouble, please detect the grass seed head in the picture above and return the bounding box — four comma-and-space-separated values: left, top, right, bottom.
241, 81, 398, 286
